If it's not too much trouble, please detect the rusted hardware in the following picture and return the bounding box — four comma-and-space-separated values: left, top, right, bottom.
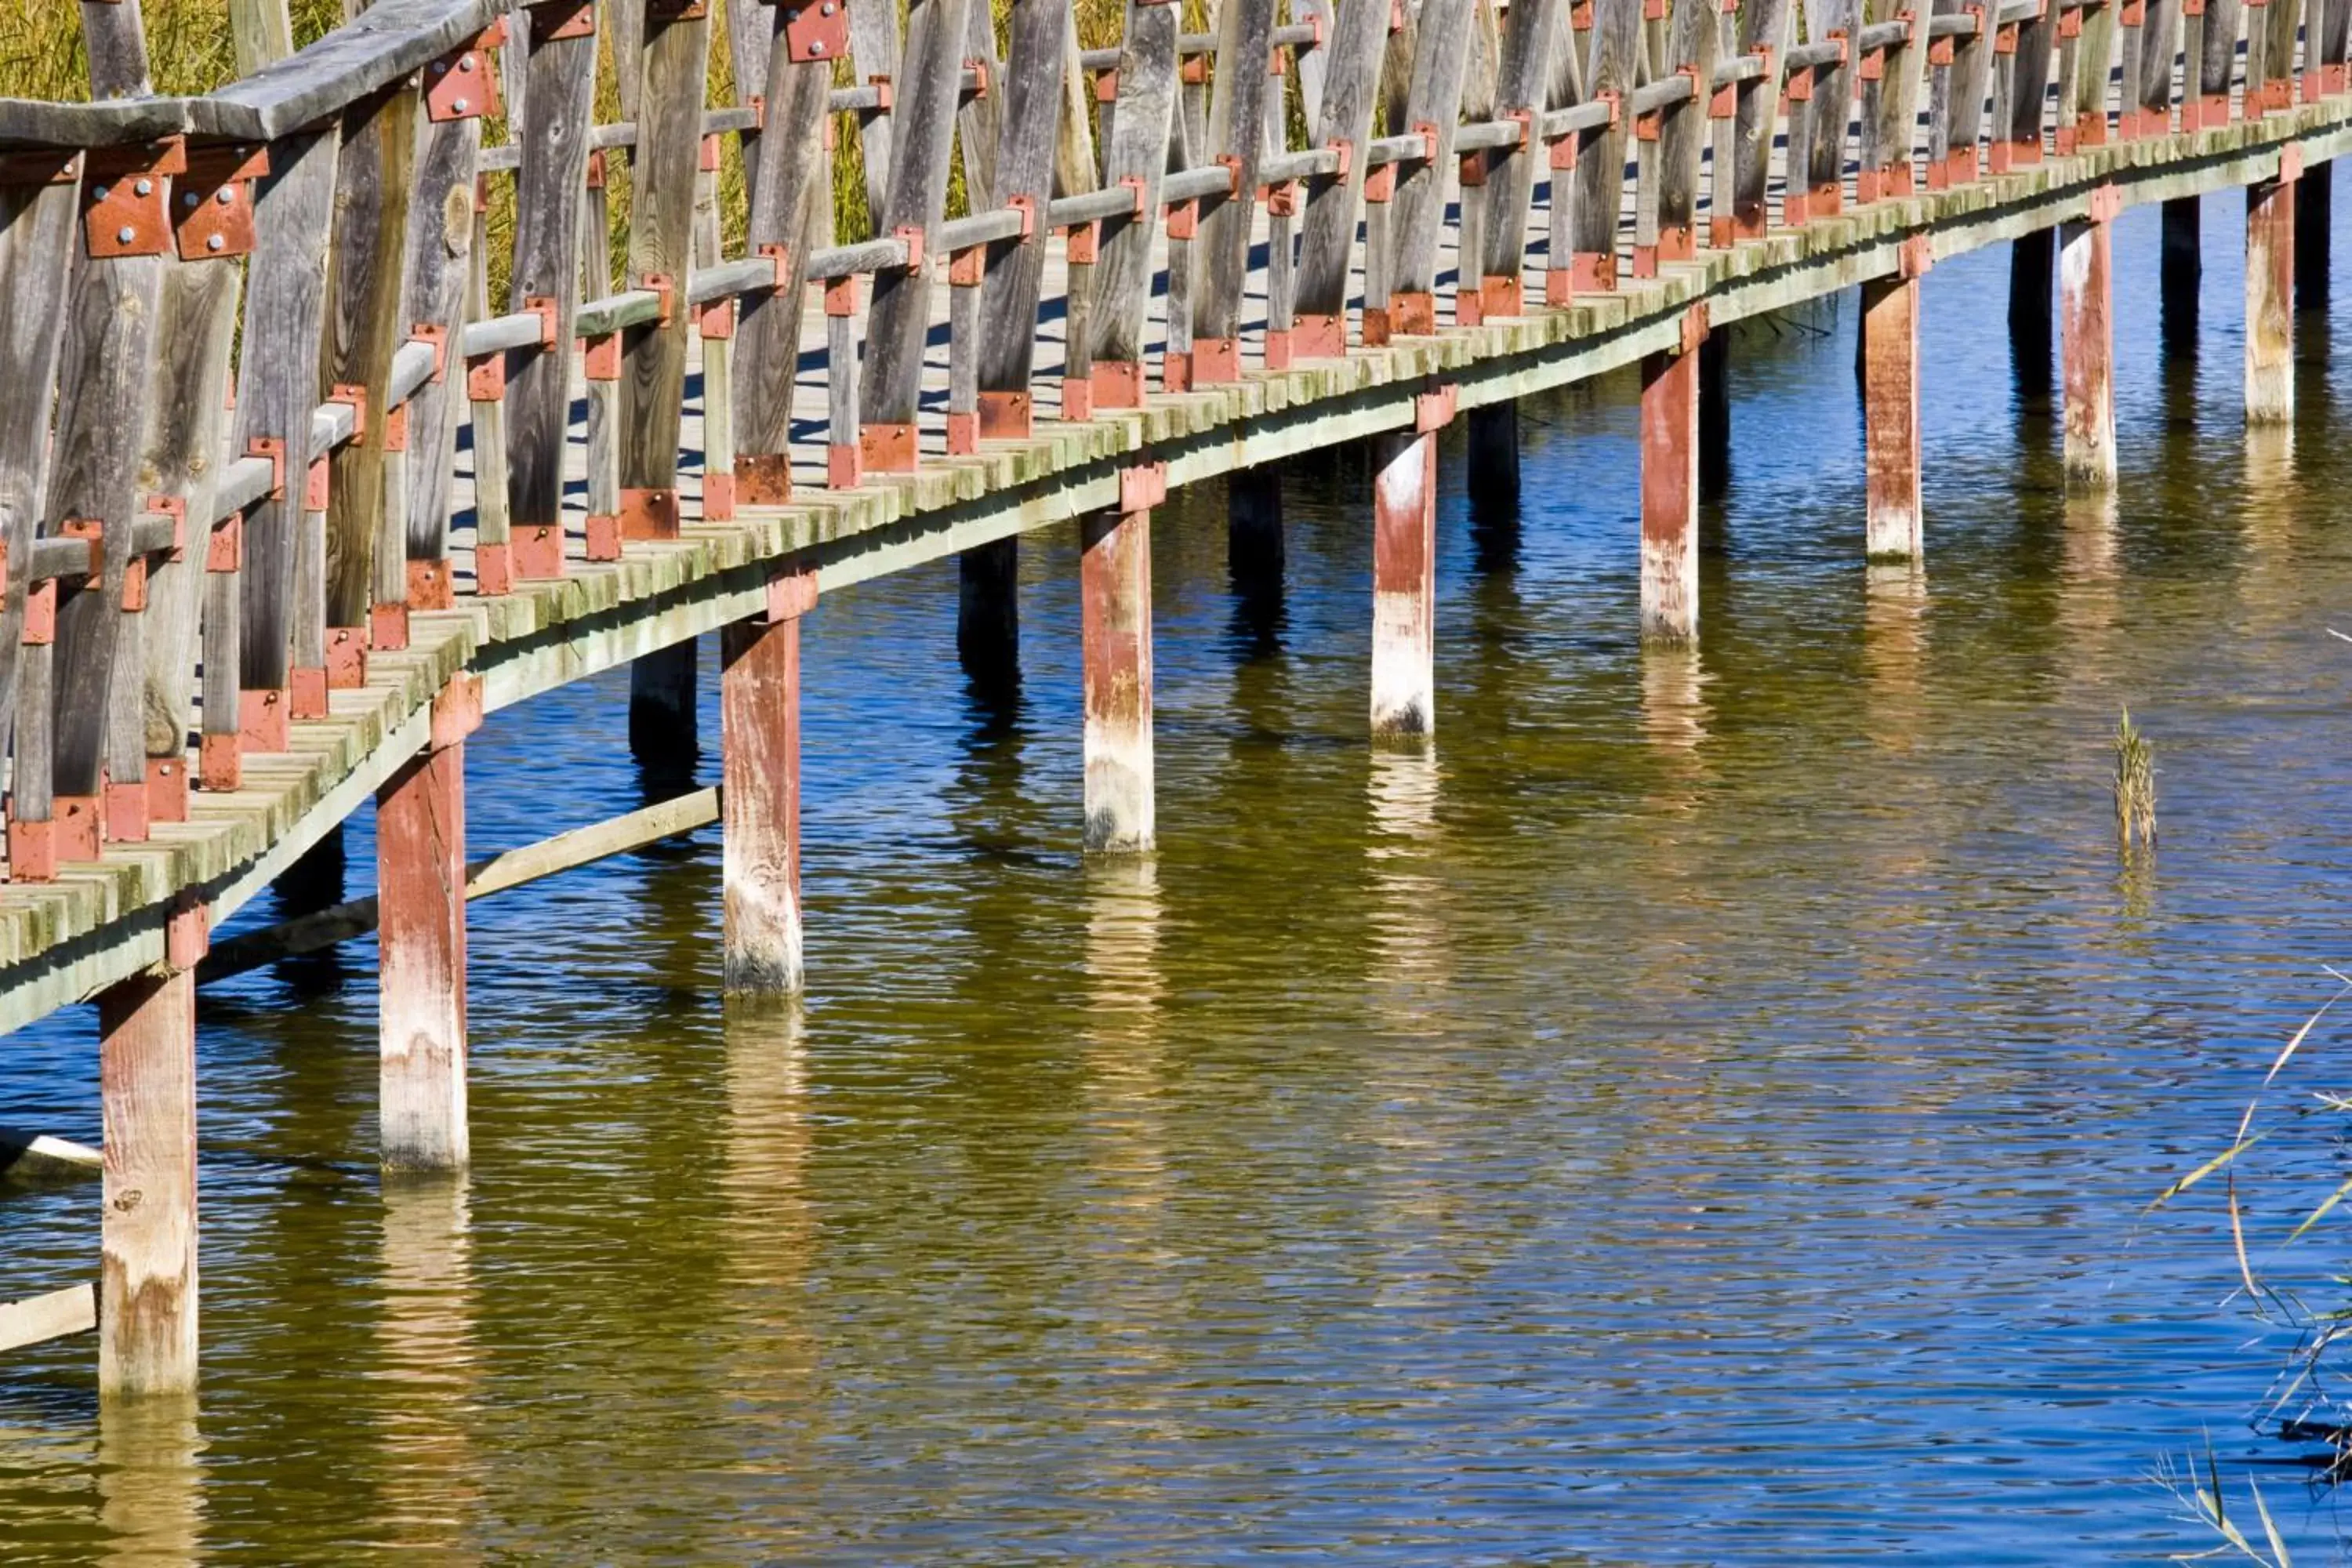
172, 143, 267, 260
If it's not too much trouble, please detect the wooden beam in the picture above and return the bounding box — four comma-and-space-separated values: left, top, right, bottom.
0, 1284, 96, 1356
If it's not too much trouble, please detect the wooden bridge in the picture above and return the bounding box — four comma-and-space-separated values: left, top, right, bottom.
0, 0, 2345, 1392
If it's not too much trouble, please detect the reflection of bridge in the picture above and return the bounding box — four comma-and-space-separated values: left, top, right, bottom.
0, 0, 2342, 1389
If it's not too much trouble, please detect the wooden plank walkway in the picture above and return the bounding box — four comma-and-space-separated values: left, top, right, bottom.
2, 97, 2346, 1036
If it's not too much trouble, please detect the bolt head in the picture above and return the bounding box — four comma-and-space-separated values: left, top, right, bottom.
216, 187, 234, 205
207, 233, 225, 252
116, 226, 135, 245
133, 178, 152, 197
183, 191, 199, 209
452, 97, 470, 113
811, 40, 826, 53
91, 184, 109, 202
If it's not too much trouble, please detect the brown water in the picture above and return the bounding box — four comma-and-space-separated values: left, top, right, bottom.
9, 197, 2352, 1563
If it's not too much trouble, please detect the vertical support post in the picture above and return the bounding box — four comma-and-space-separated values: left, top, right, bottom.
2161, 194, 2201, 349
2061, 193, 2118, 485
1697, 328, 1731, 501
2248, 158, 2298, 423
377, 677, 478, 1172
630, 639, 699, 788
2296, 157, 2330, 313
958, 538, 1020, 702
1641, 310, 1705, 642
1229, 467, 1284, 601
1862, 238, 1929, 561
2010, 226, 2055, 390
1082, 466, 1160, 853
1371, 395, 1444, 736
96, 896, 206, 1398
1467, 401, 1521, 521
722, 569, 815, 995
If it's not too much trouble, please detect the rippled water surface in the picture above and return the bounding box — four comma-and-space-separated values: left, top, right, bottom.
13, 195, 2352, 1563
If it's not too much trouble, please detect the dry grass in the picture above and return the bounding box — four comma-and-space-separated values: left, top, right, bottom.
2114, 707, 2157, 851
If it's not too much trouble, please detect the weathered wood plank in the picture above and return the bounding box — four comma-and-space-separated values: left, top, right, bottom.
858, 0, 972, 457
0, 1283, 96, 1355
1194, 0, 1283, 372
1295, 0, 1388, 354
616, 1, 713, 535
1475, 0, 1567, 313
849, 0, 903, 224
1089, 0, 1181, 391
1391, 0, 1483, 325
735, 14, 833, 502
975, 0, 1068, 423
0, 179, 78, 768
397, 92, 481, 578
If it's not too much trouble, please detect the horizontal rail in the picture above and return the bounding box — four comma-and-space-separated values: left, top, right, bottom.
0, 1284, 96, 1355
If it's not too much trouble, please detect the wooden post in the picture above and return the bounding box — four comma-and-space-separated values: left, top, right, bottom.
1467, 402, 1521, 523
1371, 416, 1439, 737
2161, 194, 2201, 350
722, 571, 815, 995
1642, 311, 1705, 643
96, 897, 206, 1398
2061, 198, 2118, 486
2010, 226, 2055, 390
1388, 0, 1482, 333
630, 641, 700, 788
1081, 470, 1158, 853
2296, 158, 2331, 313
1697, 329, 1730, 501
1087, 0, 1177, 404
2248, 162, 2297, 424
1862, 241, 1928, 561
957, 539, 1020, 704
378, 678, 478, 1172
1229, 468, 1284, 602
1192, 0, 1282, 379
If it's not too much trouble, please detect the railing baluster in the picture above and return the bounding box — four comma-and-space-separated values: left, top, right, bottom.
1294, 0, 1388, 356
1192, 0, 1282, 377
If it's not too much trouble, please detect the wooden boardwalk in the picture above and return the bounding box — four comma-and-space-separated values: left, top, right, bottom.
3, 0, 2349, 1387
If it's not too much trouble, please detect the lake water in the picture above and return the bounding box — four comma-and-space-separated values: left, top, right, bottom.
9, 190, 2352, 1562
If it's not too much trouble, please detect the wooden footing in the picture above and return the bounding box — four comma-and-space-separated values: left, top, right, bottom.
2060, 216, 2117, 486
1466, 403, 1521, 522
1861, 275, 1922, 561
1370, 427, 1437, 736
720, 597, 806, 996
2296, 162, 2331, 311
1080, 505, 1154, 852
377, 682, 474, 1172
628, 640, 700, 789
2248, 172, 2297, 423
956, 539, 1020, 702
96, 900, 205, 1397
1640, 343, 1700, 643
1229, 467, 1284, 598
2161, 195, 2201, 343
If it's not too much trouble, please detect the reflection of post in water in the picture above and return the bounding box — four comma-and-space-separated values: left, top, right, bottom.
1861, 563, 1926, 752
1083, 856, 1163, 1033
717, 1002, 817, 1478
1639, 642, 1712, 769
1365, 747, 1448, 998
98, 1396, 204, 1566
2241, 422, 2299, 564
1080, 857, 1171, 1351
376, 1174, 478, 1557
957, 537, 1022, 726
1228, 468, 1286, 657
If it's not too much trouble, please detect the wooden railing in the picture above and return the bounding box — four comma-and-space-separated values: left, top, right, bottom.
0, 0, 2341, 887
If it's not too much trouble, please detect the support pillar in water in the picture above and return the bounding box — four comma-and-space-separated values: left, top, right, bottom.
1229, 466, 1284, 597
1082, 472, 1157, 852
628, 641, 699, 789
96, 896, 206, 1397
2009, 227, 2055, 390
2060, 196, 2118, 488
1371, 405, 1441, 737
722, 569, 815, 995
1861, 241, 1928, 561
956, 539, 1019, 706
2249, 158, 2299, 423
2296, 158, 2330, 313
377, 677, 478, 1172
2161, 194, 2201, 347
1641, 310, 1705, 643
1698, 331, 1731, 501
1466, 401, 1520, 521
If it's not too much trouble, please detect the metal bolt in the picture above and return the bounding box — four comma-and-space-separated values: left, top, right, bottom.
134, 178, 152, 197
811, 40, 826, 53
116, 226, 135, 245
452, 97, 470, 114
432, 60, 448, 74
183, 191, 199, 209
216, 187, 234, 205
207, 233, 225, 252
459, 53, 475, 71
92, 184, 109, 202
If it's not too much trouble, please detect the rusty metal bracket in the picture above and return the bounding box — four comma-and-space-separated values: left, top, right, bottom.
526, 0, 595, 40
84, 136, 187, 259
328, 383, 368, 446
246, 436, 286, 502
424, 24, 504, 122
1118, 461, 1169, 514
782, 0, 848, 60
173, 143, 267, 260
1415, 382, 1457, 433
